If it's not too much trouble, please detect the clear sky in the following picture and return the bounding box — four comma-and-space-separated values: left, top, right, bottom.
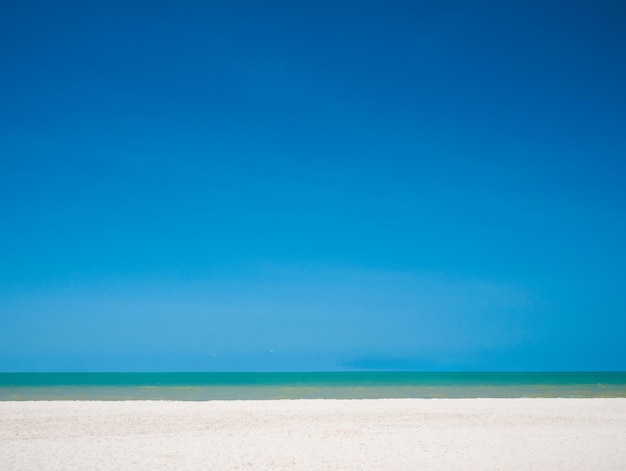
1, 0, 625, 372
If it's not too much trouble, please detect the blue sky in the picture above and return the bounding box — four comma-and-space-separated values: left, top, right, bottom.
1, 0, 625, 371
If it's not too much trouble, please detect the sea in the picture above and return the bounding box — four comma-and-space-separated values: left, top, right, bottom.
1, 372, 625, 400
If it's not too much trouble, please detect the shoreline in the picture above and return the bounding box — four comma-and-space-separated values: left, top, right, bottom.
2, 398, 626, 469
3, 372, 625, 401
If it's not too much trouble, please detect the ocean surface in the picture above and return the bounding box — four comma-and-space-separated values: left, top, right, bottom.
1, 372, 625, 400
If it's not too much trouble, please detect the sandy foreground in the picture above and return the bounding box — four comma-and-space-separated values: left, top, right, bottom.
1, 398, 625, 470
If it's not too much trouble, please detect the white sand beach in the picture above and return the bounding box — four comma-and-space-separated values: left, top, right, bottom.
1, 398, 625, 470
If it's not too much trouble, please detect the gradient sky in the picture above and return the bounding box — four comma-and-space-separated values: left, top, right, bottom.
1, 1, 625, 371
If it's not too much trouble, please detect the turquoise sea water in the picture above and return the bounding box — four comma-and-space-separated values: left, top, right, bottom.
1, 372, 625, 400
